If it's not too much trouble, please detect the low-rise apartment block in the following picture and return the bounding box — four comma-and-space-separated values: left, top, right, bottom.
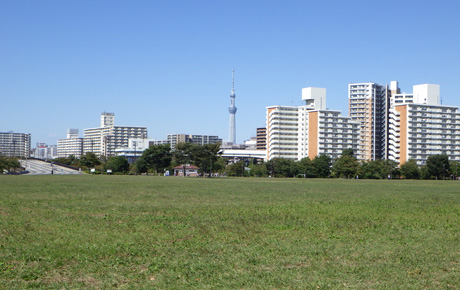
166, 134, 222, 149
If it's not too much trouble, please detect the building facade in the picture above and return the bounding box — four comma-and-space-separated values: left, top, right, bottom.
166, 134, 222, 149
57, 129, 83, 158
256, 127, 267, 150
266, 87, 358, 161
388, 103, 460, 165
0, 132, 31, 158
348, 82, 389, 161
33, 143, 58, 160
83, 113, 148, 157
298, 110, 360, 161
266, 105, 299, 160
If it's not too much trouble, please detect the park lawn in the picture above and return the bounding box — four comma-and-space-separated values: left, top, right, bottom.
0, 176, 459, 289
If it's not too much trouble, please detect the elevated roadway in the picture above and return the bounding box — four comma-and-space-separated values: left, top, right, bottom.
19, 159, 82, 175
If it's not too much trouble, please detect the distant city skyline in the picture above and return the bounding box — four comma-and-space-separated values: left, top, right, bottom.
2, 1, 460, 146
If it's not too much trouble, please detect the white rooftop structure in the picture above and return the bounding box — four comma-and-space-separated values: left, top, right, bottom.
413, 84, 440, 105
301, 87, 326, 110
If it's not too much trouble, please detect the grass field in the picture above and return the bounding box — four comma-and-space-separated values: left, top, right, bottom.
1, 176, 459, 289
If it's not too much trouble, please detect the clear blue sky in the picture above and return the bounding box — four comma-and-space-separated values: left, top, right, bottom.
2, 0, 460, 146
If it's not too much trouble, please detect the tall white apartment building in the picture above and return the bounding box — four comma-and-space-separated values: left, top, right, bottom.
267, 87, 359, 161
348, 83, 389, 161
388, 104, 460, 165
0, 132, 31, 157
57, 129, 83, 158
83, 113, 147, 157
387, 83, 460, 165
266, 106, 299, 160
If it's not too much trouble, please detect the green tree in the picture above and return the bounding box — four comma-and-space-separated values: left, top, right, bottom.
297, 157, 316, 178
341, 148, 354, 157
450, 161, 460, 179
359, 160, 383, 179
264, 158, 298, 177
333, 155, 359, 178
380, 159, 400, 179
172, 143, 193, 166
134, 156, 149, 174
188, 143, 221, 176
0, 156, 21, 173
313, 154, 332, 178
400, 159, 420, 179
227, 160, 245, 177
172, 143, 221, 176
104, 156, 130, 173
80, 152, 101, 168
52, 157, 72, 165
213, 157, 228, 174
249, 163, 266, 177
141, 144, 172, 173
426, 154, 450, 180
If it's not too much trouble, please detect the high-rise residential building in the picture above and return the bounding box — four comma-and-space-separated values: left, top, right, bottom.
256, 127, 267, 150
57, 129, 84, 158
386, 83, 460, 165
388, 103, 460, 165
297, 110, 360, 161
266, 105, 299, 160
348, 82, 389, 161
83, 113, 147, 157
267, 87, 358, 161
0, 132, 31, 158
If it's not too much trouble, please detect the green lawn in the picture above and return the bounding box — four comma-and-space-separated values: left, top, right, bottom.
1, 176, 459, 289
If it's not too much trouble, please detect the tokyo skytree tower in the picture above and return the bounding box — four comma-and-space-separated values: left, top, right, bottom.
228, 69, 237, 143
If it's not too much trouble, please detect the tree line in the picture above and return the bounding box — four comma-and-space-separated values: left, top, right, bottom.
51, 145, 458, 180
54, 143, 222, 175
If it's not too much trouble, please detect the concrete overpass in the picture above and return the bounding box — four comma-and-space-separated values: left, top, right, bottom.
218, 149, 267, 161
19, 159, 82, 175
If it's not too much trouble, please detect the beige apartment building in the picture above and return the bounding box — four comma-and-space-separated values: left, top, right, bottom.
298, 109, 359, 161
348, 82, 389, 161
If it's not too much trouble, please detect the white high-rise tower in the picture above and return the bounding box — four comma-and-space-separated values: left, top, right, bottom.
228, 69, 237, 143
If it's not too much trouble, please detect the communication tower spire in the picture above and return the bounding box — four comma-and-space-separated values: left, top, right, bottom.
228, 69, 237, 143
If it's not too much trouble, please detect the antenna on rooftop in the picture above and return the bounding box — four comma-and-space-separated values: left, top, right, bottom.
232, 69, 235, 92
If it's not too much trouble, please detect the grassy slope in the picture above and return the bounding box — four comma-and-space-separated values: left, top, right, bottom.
0, 176, 459, 289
